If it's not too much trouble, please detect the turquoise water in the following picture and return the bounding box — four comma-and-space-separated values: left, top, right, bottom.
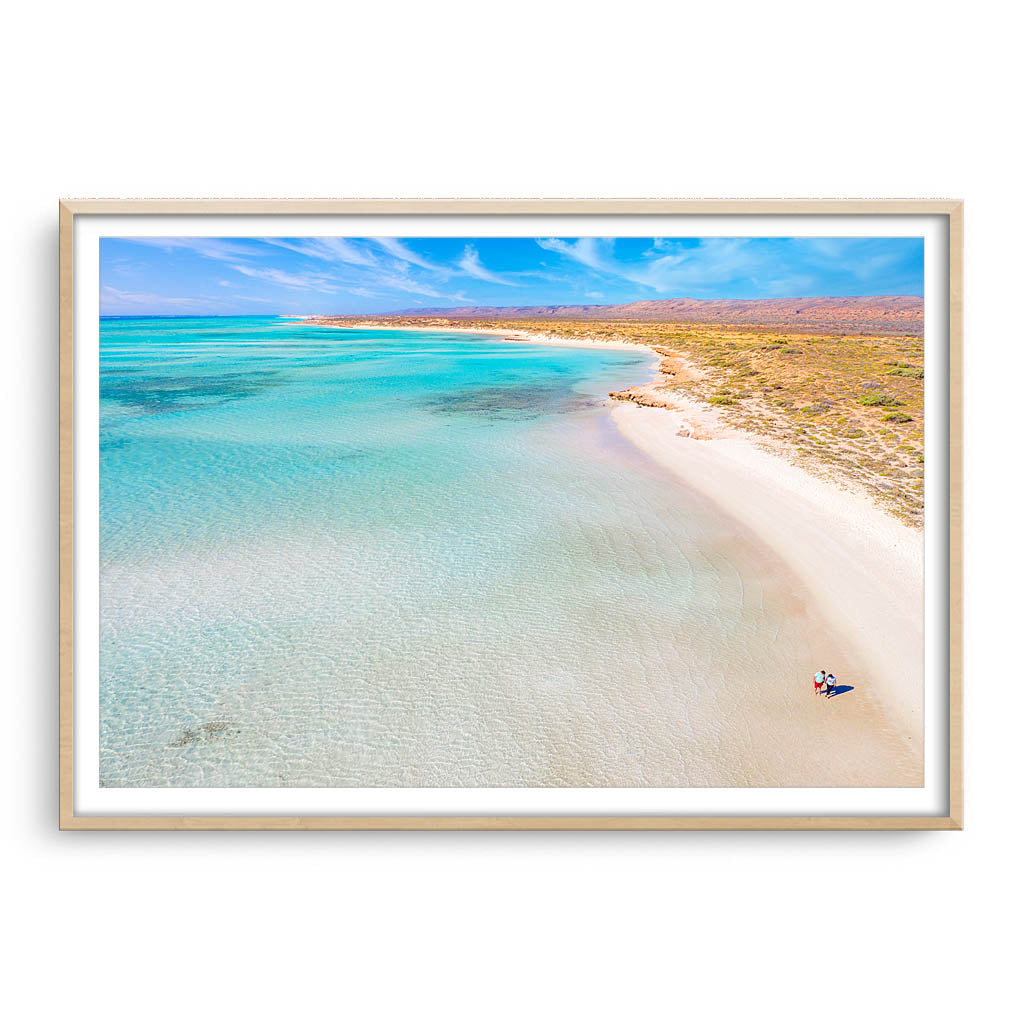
99, 316, 864, 787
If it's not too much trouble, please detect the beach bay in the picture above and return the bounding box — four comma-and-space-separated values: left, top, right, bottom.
99, 316, 922, 787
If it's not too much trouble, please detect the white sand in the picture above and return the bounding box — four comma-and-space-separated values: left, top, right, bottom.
304, 318, 646, 353
610, 399, 923, 750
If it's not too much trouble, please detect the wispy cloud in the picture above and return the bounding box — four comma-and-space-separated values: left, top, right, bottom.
456, 244, 519, 286
538, 237, 784, 295
794, 238, 910, 285
230, 265, 341, 293
129, 237, 257, 262
536, 237, 609, 275
101, 285, 218, 311
257, 237, 469, 300
261, 237, 378, 266
102, 235, 923, 316
370, 270, 451, 300
636, 238, 765, 291
372, 238, 448, 273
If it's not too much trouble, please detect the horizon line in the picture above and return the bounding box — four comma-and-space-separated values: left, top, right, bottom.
100, 292, 925, 318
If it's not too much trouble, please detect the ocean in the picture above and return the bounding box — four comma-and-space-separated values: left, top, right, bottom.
99, 316, 910, 787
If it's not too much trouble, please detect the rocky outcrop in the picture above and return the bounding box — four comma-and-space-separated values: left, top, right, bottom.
609, 386, 672, 410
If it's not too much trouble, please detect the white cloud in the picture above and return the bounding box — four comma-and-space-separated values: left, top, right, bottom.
372, 238, 448, 273
537, 236, 772, 294
455, 244, 518, 286
801, 238, 848, 261
119, 236, 509, 308
128, 237, 257, 262
371, 270, 450, 299
261, 237, 378, 266
256, 238, 473, 301
794, 238, 909, 283
536, 237, 610, 275
230, 265, 341, 293
101, 286, 216, 312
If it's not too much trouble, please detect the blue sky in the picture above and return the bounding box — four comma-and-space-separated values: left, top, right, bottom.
99, 236, 924, 315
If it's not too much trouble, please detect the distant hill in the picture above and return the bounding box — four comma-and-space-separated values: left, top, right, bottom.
389, 295, 923, 334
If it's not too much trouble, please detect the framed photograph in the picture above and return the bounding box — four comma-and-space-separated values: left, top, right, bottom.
59, 199, 962, 830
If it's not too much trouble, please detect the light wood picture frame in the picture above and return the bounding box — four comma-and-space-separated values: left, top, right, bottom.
59, 199, 962, 830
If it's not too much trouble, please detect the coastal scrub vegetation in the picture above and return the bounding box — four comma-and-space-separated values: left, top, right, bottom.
308, 314, 925, 526
859, 393, 903, 407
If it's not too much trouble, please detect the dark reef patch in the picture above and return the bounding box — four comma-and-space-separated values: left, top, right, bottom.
169, 721, 241, 748
418, 382, 599, 421
100, 370, 285, 415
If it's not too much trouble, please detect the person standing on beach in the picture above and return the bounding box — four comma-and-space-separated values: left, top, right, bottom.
825, 672, 837, 698
814, 669, 826, 696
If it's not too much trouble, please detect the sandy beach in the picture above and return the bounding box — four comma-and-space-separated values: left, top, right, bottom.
304, 317, 925, 781
305, 317, 646, 353
613, 405, 922, 722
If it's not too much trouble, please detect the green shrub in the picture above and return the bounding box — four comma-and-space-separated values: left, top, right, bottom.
860, 393, 903, 407
709, 395, 735, 405
800, 399, 833, 416
883, 411, 912, 423
887, 367, 924, 378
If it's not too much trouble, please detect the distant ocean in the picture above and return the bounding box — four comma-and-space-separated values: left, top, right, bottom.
99, 316, 880, 787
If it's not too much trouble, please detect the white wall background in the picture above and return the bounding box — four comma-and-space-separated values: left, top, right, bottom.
3, 2, 1018, 1020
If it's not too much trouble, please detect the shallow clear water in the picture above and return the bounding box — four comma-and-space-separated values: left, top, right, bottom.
99, 316, 912, 787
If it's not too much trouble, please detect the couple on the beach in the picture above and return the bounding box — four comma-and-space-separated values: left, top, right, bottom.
814, 669, 838, 698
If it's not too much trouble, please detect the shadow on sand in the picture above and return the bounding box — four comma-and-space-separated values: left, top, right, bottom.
827, 684, 855, 699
